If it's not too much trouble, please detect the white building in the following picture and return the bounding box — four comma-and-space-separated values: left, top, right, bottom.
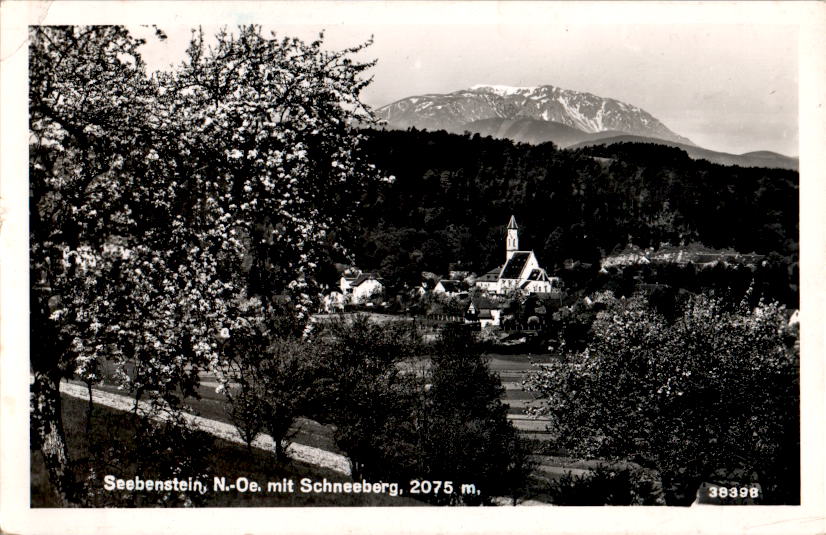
475, 216, 560, 295
340, 272, 384, 304
466, 298, 503, 328
433, 279, 466, 297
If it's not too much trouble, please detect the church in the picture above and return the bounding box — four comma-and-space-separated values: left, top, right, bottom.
475, 216, 560, 295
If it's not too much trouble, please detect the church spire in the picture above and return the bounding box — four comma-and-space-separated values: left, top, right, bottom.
506, 215, 519, 261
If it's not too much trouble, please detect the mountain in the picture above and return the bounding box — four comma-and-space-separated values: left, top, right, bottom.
569, 135, 799, 171
377, 84, 694, 145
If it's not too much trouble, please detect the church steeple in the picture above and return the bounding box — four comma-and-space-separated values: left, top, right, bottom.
506, 215, 519, 261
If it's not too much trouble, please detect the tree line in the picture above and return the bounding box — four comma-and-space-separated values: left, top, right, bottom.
341, 128, 798, 305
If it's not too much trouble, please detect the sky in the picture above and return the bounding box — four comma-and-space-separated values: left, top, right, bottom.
135, 23, 798, 156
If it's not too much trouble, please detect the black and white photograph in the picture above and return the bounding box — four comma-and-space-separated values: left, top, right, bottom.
2, 1, 825, 534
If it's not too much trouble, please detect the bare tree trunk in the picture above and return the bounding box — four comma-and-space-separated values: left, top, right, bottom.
31, 372, 77, 506
85, 382, 94, 438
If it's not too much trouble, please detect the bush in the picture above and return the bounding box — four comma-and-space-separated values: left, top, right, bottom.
547, 465, 665, 505
81, 407, 213, 507
224, 382, 265, 452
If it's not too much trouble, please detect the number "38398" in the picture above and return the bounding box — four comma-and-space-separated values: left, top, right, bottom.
708, 486, 760, 499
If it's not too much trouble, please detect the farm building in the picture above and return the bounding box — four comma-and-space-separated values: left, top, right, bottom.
339, 272, 384, 304
433, 279, 467, 297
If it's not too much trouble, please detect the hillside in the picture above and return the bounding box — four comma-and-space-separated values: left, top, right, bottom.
343, 128, 798, 308
570, 135, 799, 170
462, 117, 627, 147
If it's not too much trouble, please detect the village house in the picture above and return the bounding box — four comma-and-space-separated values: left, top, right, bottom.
475, 216, 561, 295
339, 272, 384, 304
433, 279, 467, 297
465, 296, 503, 328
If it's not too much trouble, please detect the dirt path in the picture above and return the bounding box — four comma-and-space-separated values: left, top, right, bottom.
58, 380, 352, 475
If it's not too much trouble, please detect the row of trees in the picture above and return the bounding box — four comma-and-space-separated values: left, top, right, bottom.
220, 316, 531, 505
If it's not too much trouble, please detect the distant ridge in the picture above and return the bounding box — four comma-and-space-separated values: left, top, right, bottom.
569, 135, 799, 171
462, 117, 628, 147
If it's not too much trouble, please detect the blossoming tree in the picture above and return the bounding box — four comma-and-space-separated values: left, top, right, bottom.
30, 25, 385, 504
524, 292, 799, 505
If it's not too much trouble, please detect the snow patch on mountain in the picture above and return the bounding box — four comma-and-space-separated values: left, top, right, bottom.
470, 84, 535, 96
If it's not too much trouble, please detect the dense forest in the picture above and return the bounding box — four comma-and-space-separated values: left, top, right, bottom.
334, 128, 798, 305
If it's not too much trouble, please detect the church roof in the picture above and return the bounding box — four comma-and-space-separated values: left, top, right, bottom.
507, 215, 518, 230
526, 268, 547, 281
501, 252, 530, 279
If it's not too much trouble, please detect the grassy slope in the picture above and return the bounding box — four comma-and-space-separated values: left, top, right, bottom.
38, 351, 568, 506
31, 394, 424, 507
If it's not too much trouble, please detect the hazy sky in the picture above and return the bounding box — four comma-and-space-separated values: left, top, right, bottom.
136, 23, 798, 156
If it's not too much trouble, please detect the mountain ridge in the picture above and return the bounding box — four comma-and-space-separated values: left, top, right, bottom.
376, 85, 796, 170
377, 84, 694, 146
569, 134, 798, 170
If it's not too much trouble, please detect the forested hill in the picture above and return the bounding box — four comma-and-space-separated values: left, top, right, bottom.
344, 128, 798, 288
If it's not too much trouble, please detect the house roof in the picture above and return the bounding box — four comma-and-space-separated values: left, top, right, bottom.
501, 252, 530, 279
476, 266, 503, 282
437, 280, 463, 293
507, 215, 518, 230
352, 273, 382, 287
471, 296, 498, 310
478, 309, 494, 319
532, 292, 561, 299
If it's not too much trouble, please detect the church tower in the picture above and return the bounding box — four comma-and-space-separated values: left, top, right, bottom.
506, 215, 519, 261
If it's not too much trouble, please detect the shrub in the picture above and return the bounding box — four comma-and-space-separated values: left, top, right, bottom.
81, 407, 213, 507
224, 382, 265, 452
547, 465, 665, 505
